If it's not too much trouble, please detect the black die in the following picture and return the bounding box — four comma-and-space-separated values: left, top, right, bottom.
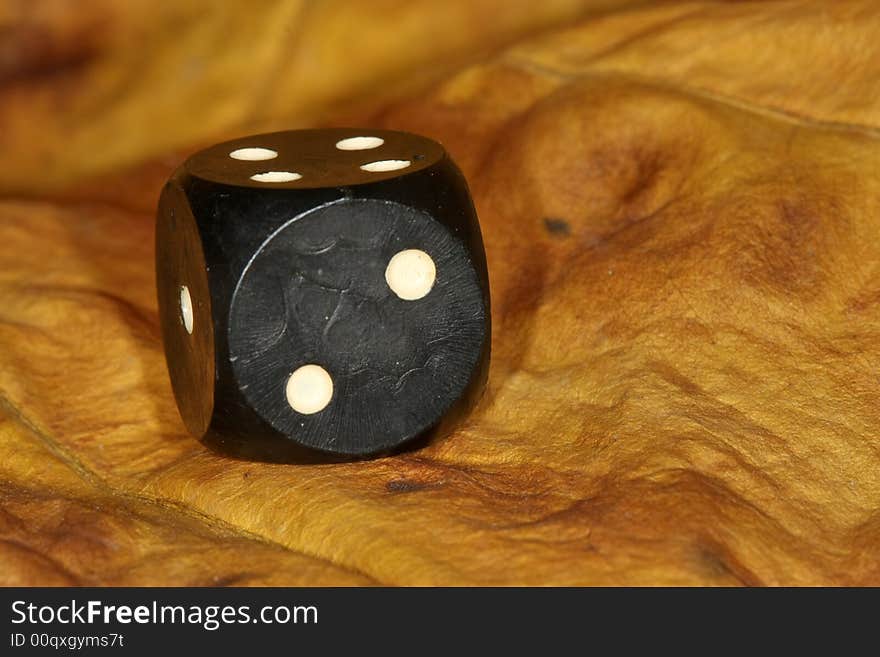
155, 129, 490, 461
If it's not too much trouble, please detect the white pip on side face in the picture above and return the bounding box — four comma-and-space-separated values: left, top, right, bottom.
179, 285, 194, 334
286, 364, 334, 414
385, 249, 436, 301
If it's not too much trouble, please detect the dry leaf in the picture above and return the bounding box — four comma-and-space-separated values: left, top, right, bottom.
1, 0, 879, 585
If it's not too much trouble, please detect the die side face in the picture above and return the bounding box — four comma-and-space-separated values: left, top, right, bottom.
229, 198, 486, 455
158, 129, 489, 459
155, 184, 215, 437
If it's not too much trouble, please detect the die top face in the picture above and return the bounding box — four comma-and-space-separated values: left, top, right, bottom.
185, 128, 446, 189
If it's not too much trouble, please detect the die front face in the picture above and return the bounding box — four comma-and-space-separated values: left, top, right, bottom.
155, 129, 490, 461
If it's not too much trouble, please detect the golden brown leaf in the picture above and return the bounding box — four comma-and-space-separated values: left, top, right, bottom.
1, 0, 879, 585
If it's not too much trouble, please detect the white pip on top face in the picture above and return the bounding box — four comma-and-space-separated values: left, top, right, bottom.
250, 171, 301, 183
222, 135, 439, 415
335, 136, 384, 150
228, 147, 277, 161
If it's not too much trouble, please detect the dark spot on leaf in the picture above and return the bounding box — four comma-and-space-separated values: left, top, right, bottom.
386, 478, 437, 494
543, 217, 571, 237
0, 24, 102, 86
694, 541, 763, 586
209, 572, 254, 587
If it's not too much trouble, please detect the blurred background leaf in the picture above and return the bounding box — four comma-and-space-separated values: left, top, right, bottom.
0, 0, 643, 192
